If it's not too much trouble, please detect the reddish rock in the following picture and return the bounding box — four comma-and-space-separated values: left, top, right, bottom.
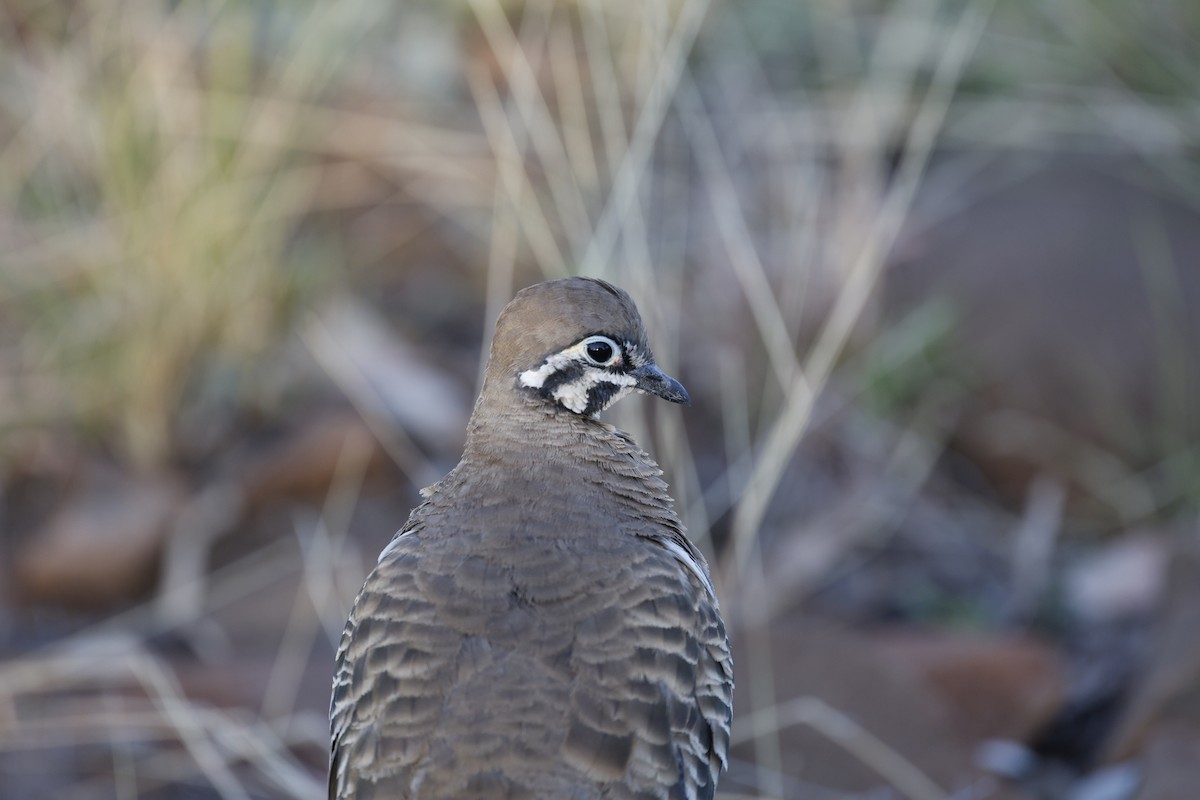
876, 631, 1069, 744
16, 466, 186, 608
729, 617, 1026, 798
1136, 721, 1200, 800
885, 157, 1200, 521
240, 412, 389, 511
1103, 537, 1200, 763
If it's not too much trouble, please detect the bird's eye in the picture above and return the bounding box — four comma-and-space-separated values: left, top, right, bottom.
582, 335, 620, 366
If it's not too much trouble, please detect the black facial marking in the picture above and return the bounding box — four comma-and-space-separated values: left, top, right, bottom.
623, 340, 647, 369
521, 333, 645, 415
539, 362, 586, 396
582, 381, 625, 417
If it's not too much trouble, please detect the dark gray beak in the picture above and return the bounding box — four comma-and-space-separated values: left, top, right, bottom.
631, 364, 690, 405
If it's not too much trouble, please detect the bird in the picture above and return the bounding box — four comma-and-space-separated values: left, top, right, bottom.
329, 277, 732, 800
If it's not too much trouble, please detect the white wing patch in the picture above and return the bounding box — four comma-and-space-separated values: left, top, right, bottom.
378, 531, 406, 562
661, 537, 718, 604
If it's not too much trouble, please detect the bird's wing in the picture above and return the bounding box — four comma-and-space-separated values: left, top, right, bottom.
329, 529, 465, 798
330, 528, 732, 800
560, 542, 733, 800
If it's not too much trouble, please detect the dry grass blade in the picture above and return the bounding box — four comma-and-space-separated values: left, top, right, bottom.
125, 653, 256, 800
0, 549, 329, 797
732, 695, 949, 800
302, 312, 443, 489
468, 58, 570, 278
579, 0, 711, 278
262, 430, 372, 721
549, 17, 601, 191
468, 0, 593, 260
675, 73, 809, 395
729, 0, 998, 581
0, 0, 388, 465
579, 0, 631, 188
1009, 476, 1066, 618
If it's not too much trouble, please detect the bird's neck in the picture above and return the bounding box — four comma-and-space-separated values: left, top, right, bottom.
460, 398, 645, 479
433, 396, 683, 541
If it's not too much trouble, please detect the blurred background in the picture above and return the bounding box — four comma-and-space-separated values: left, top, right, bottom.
1, 0, 1198, 797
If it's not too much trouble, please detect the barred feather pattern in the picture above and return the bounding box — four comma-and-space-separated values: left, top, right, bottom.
329, 408, 732, 800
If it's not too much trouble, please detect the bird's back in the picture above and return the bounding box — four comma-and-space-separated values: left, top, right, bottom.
331, 425, 730, 799
329, 278, 732, 799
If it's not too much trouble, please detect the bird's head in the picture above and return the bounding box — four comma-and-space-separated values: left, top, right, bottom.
484, 277, 689, 419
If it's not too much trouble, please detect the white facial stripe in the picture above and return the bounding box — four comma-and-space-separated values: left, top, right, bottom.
518, 347, 580, 389
551, 368, 636, 414
624, 342, 647, 369
519, 339, 643, 416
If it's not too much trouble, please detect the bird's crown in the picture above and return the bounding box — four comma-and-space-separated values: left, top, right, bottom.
485, 277, 689, 418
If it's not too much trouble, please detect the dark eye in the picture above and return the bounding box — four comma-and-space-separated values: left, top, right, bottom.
583, 335, 619, 366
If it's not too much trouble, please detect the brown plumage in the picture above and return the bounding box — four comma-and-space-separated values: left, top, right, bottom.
329, 277, 732, 799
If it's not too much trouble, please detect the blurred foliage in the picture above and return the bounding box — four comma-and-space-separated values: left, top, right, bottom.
1, 0, 1197, 471
0, 2, 1198, 796
0, 1, 393, 465
859, 297, 965, 418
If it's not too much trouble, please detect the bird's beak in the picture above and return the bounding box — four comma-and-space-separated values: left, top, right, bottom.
631, 364, 690, 405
